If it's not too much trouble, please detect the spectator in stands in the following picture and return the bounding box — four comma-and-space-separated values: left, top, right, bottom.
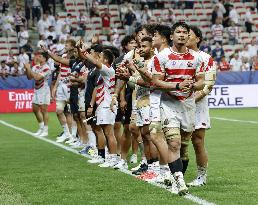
112, 29, 121, 49
211, 17, 224, 45
245, 7, 254, 33
77, 10, 88, 37
251, 55, 258, 70
212, 42, 225, 63
1, 11, 15, 35
40, 0, 50, 13
239, 44, 250, 61
32, 0, 41, 27
230, 52, 242, 71
64, 13, 72, 34
59, 27, 70, 42
101, 8, 111, 41
10, 61, 23, 76
1, 0, 9, 13
227, 20, 240, 45
18, 47, 29, 68
18, 25, 29, 50
14, 7, 25, 33
248, 38, 258, 58
45, 26, 57, 40
6, 50, 17, 67
23, 39, 34, 60
45, 10, 55, 27
228, 4, 239, 25
164, 8, 176, 26
38, 14, 51, 37
218, 56, 230, 72
37, 34, 47, 48
25, 1, 31, 29
124, 7, 136, 35
54, 14, 65, 39
241, 57, 251, 71
200, 38, 212, 54
216, 0, 226, 19
211, 5, 219, 25
89, 0, 99, 17
141, 5, 152, 25
223, 0, 231, 27
0, 60, 10, 78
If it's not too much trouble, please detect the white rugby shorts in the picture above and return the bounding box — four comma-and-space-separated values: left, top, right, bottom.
32, 86, 50, 105
160, 94, 195, 132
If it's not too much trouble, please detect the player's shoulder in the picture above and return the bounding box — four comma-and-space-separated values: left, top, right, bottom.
198, 50, 212, 61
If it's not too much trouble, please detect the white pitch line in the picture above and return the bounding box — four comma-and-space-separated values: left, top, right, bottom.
211, 117, 258, 124
0, 120, 215, 205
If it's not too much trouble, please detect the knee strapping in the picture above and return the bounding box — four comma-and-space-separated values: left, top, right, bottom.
164, 128, 180, 140
181, 139, 190, 160
149, 122, 162, 134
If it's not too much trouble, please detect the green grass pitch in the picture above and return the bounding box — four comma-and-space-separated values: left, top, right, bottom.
0, 108, 258, 205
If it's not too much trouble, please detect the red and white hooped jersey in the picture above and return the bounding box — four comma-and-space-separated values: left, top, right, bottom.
32, 63, 51, 90
96, 64, 115, 107
198, 50, 217, 73
153, 47, 202, 101
59, 53, 71, 85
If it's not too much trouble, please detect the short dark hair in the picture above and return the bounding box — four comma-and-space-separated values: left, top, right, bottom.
189, 25, 203, 48
141, 36, 153, 44
91, 44, 103, 53
121, 35, 135, 50
102, 49, 114, 65
171, 22, 190, 34
142, 24, 157, 37
103, 45, 120, 58
40, 52, 49, 60
155, 24, 171, 44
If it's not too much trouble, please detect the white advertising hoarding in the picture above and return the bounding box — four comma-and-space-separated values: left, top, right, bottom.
208, 85, 258, 108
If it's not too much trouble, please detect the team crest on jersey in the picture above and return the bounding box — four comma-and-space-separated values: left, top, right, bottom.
163, 119, 169, 126
172, 61, 176, 65
187, 62, 193, 67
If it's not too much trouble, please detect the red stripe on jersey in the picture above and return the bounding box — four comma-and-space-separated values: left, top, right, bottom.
60, 69, 69, 72
42, 68, 50, 73
165, 78, 184, 83
109, 77, 115, 82
97, 97, 104, 105
168, 52, 194, 61
154, 56, 162, 72
166, 68, 195, 76
35, 83, 44, 90
108, 84, 115, 89
61, 64, 69, 68
97, 78, 104, 85
97, 85, 104, 93
96, 91, 105, 101
206, 57, 214, 72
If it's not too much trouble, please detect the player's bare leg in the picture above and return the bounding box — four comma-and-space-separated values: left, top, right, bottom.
188, 128, 208, 187
32, 103, 44, 136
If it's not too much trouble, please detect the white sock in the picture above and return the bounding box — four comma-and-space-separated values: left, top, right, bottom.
160, 164, 168, 175
43, 126, 48, 132
71, 125, 77, 137
39, 122, 44, 129
62, 123, 70, 134
87, 131, 96, 147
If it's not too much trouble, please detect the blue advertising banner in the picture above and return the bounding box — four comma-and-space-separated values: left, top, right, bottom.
1, 71, 258, 90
